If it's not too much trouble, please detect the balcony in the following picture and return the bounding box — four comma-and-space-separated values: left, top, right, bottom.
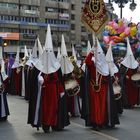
46, 1, 69, 10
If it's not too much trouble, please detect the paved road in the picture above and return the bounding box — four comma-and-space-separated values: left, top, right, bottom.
0, 95, 140, 140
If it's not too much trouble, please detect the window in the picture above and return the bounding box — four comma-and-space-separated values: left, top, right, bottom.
71, 14, 75, 20
71, 24, 75, 30
71, 4, 75, 10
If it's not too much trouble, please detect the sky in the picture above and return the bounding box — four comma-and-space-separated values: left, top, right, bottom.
104, 0, 140, 23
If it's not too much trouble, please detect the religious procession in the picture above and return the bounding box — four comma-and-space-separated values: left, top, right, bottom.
0, 0, 140, 139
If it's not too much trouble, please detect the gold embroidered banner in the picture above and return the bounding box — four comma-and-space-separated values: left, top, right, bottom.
82, 0, 109, 35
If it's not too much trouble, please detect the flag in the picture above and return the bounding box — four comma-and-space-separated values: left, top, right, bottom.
82, 0, 109, 35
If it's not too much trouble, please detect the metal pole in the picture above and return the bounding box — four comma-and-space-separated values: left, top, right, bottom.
18, 0, 21, 49
120, 5, 123, 18
57, 0, 59, 48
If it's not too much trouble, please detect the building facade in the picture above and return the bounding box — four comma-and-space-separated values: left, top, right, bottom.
0, 0, 89, 54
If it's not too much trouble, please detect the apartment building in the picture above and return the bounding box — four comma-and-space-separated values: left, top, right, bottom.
0, 0, 91, 54
0, 0, 71, 53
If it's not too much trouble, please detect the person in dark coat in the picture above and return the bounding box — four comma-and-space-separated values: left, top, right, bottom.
0, 58, 10, 121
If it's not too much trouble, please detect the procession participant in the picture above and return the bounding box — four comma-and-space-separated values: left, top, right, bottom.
69, 45, 82, 117
60, 34, 75, 117
115, 62, 125, 114
125, 68, 139, 108
0, 49, 10, 121
27, 37, 44, 129
4, 54, 14, 78
33, 25, 70, 132
25, 38, 42, 100
20, 45, 29, 98
81, 37, 109, 130
9, 47, 22, 95
105, 43, 120, 127
121, 37, 139, 108
80, 40, 92, 74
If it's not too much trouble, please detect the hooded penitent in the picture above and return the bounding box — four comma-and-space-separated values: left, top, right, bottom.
92, 38, 109, 76
34, 24, 60, 74
121, 37, 138, 69
87, 40, 92, 56
12, 47, 21, 69
72, 45, 77, 61
0, 48, 8, 81
26, 37, 44, 67
106, 43, 118, 76
60, 34, 74, 74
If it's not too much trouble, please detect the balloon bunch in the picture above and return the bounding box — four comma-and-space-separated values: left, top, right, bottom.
103, 19, 138, 45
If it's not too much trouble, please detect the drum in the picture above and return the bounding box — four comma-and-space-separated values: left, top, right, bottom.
131, 73, 140, 87
65, 79, 80, 96
113, 83, 122, 100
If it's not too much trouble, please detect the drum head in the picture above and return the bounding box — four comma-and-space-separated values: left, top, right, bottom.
131, 73, 140, 81
113, 84, 121, 95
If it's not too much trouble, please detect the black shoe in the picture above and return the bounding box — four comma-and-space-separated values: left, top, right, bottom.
92, 126, 100, 131
0, 116, 7, 121
51, 126, 58, 131
42, 125, 50, 133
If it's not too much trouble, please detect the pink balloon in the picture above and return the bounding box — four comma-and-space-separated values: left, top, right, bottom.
124, 27, 130, 35
108, 21, 114, 26
117, 25, 126, 34
113, 22, 118, 29
103, 36, 110, 44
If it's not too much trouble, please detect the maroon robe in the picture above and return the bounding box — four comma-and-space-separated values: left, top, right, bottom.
14, 68, 22, 95
85, 52, 108, 125
125, 69, 139, 106
41, 72, 64, 126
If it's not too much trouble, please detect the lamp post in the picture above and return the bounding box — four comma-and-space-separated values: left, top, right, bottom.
57, 0, 60, 48
18, 0, 21, 49
111, 0, 137, 19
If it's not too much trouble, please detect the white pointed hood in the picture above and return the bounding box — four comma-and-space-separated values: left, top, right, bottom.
72, 45, 77, 61
12, 47, 21, 68
32, 40, 38, 58
1, 59, 8, 81
0, 47, 3, 65
22, 45, 29, 60
106, 43, 118, 76
26, 39, 38, 67
60, 34, 74, 74
93, 38, 109, 76
34, 24, 60, 74
121, 37, 138, 69
61, 34, 68, 56
57, 47, 61, 60
44, 24, 53, 51
87, 40, 92, 55
37, 37, 43, 58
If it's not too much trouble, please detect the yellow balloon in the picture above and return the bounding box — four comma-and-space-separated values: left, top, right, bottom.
130, 27, 137, 37
118, 19, 123, 27
120, 32, 125, 38
111, 29, 117, 35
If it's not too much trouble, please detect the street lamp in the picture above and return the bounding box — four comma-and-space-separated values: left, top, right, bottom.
18, 0, 21, 48
111, 0, 137, 18
2, 42, 7, 58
